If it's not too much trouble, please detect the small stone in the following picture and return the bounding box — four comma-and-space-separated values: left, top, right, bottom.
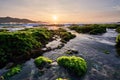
5, 62, 14, 69
51, 62, 58, 66
65, 49, 78, 54
71, 49, 78, 54
0, 76, 4, 80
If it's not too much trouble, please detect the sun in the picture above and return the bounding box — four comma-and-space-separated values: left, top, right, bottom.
53, 15, 58, 21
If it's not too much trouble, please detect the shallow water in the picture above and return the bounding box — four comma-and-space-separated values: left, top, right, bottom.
46, 38, 61, 49
0, 28, 120, 80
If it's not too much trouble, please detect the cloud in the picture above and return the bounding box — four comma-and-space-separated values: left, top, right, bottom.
113, 5, 120, 11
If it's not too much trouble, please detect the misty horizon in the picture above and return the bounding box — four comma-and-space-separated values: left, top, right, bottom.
0, 0, 120, 23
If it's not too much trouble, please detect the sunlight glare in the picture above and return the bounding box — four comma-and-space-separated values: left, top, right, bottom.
53, 15, 58, 21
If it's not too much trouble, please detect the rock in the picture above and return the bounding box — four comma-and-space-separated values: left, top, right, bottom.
46, 47, 52, 51
57, 43, 64, 49
51, 62, 58, 66
70, 49, 78, 54
65, 49, 78, 55
41, 48, 47, 51
5, 62, 14, 69
0, 76, 4, 80
41, 47, 52, 52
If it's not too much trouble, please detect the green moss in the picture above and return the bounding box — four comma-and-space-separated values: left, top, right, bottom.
56, 78, 63, 80
0, 29, 8, 32
65, 50, 78, 55
116, 34, 120, 46
34, 56, 52, 68
116, 34, 120, 56
3, 65, 22, 78
69, 24, 107, 35
65, 51, 72, 54
99, 24, 119, 29
116, 27, 120, 33
69, 26, 93, 33
89, 28, 106, 35
56, 78, 69, 80
0, 28, 53, 68
103, 50, 110, 54
53, 28, 76, 42
57, 56, 87, 76
0, 32, 41, 62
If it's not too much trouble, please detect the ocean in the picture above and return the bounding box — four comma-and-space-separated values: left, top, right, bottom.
0, 23, 40, 27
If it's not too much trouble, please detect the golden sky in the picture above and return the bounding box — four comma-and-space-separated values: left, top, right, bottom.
0, 0, 120, 23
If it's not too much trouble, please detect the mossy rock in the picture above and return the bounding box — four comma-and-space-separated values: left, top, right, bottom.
3, 65, 22, 78
0, 28, 53, 68
53, 28, 76, 43
69, 24, 106, 35
57, 56, 87, 76
115, 34, 120, 56
34, 56, 52, 69
0, 29, 8, 32
56, 78, 68, 80
116, 27, 120, 33
65, 49, 78, 55
116, 34, 120, 47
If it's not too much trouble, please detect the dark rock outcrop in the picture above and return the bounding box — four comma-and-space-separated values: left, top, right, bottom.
0, 17, 36, 23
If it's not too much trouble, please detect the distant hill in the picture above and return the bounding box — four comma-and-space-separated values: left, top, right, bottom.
0, 17, 38, 23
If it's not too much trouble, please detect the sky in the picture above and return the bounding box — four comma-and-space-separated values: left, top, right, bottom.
0, 0, 120, 23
